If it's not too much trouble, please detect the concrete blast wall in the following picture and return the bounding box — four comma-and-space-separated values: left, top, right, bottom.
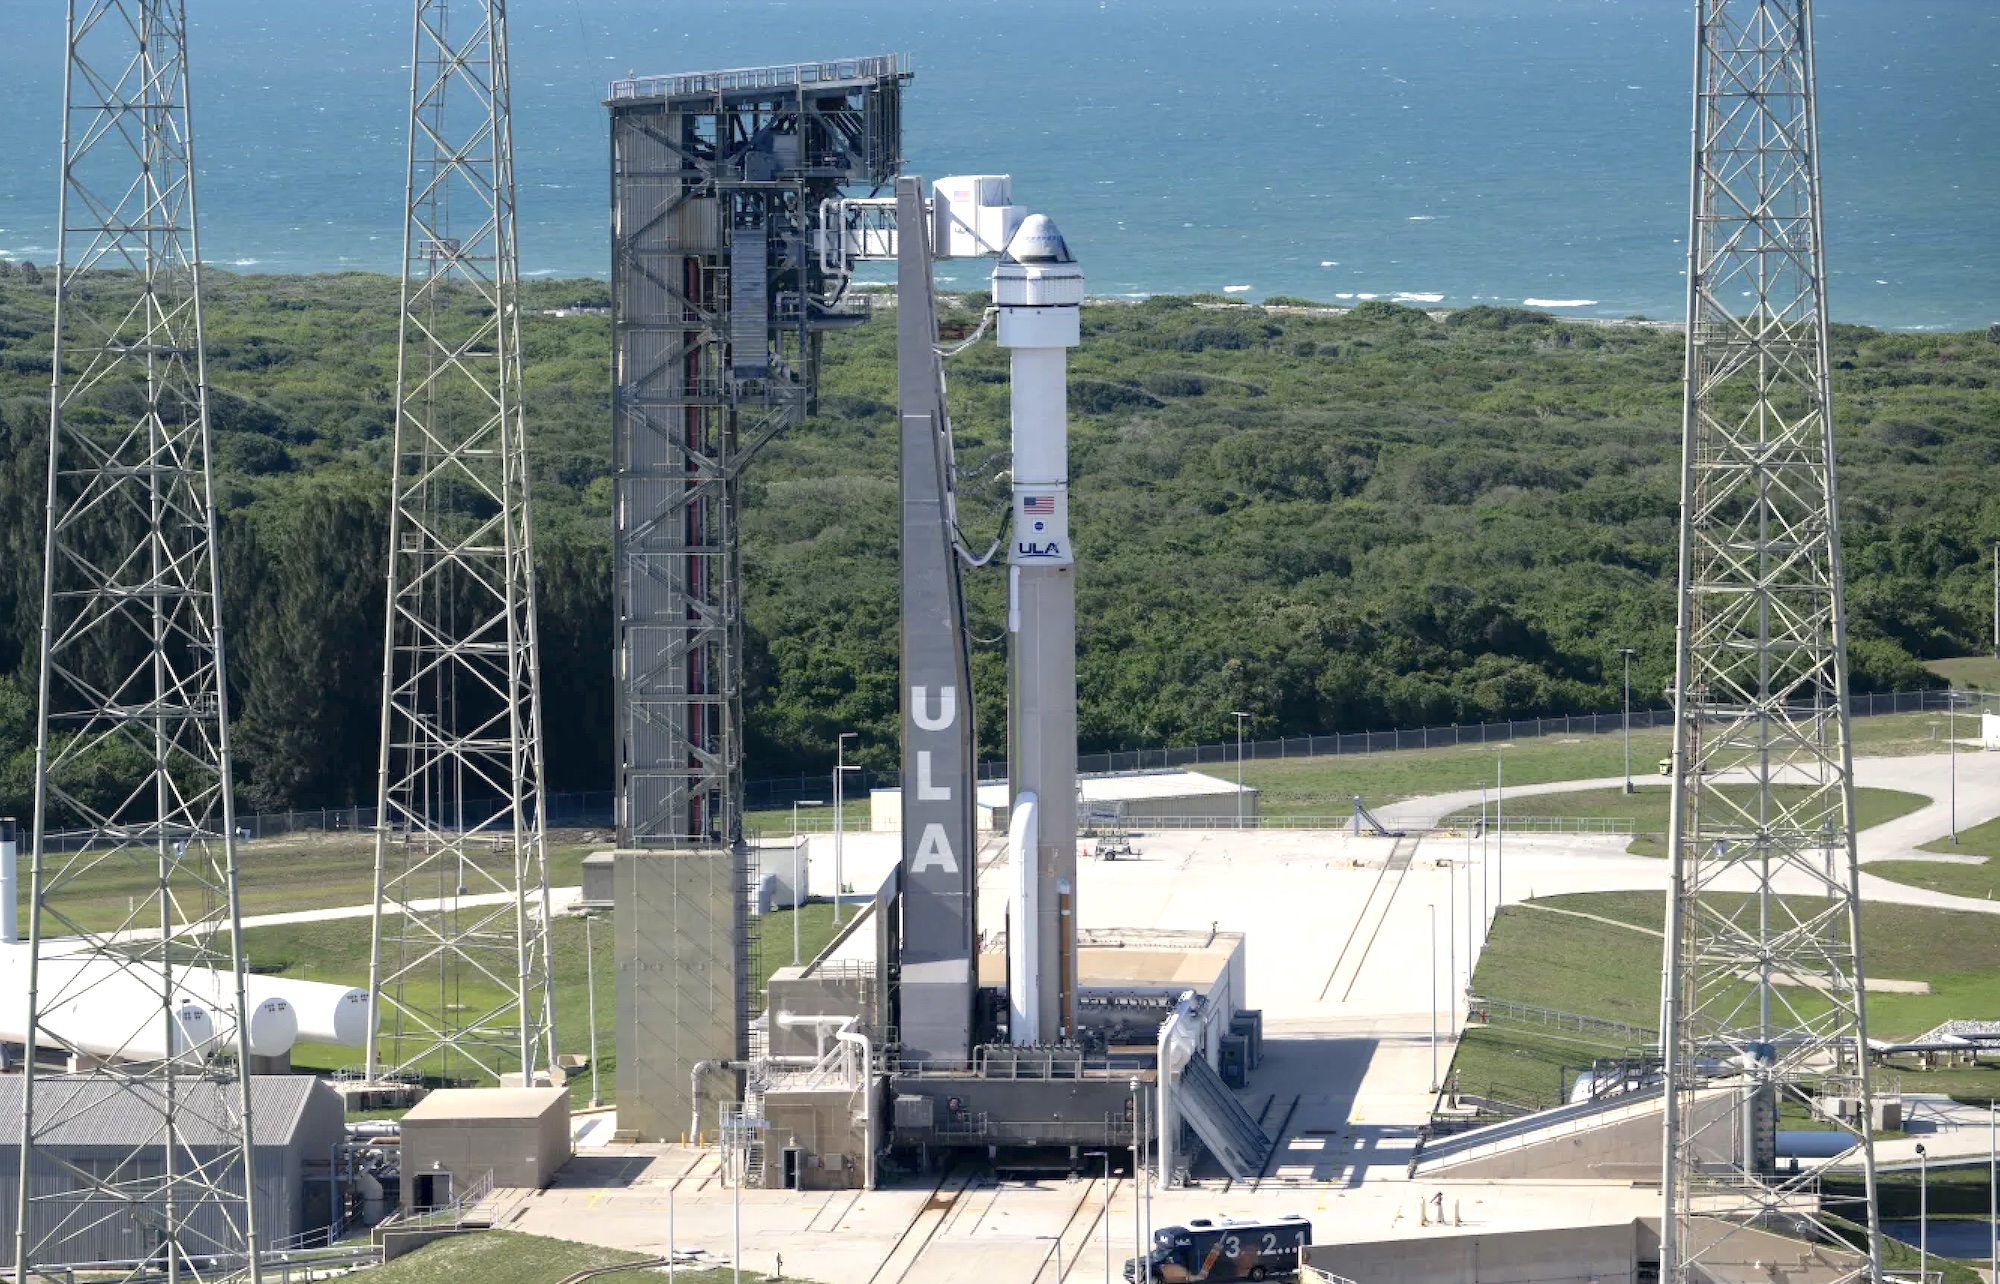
615, 849, 741, 1142
1418, 1088, 1745, 1183
1307, 1221, 1648, 1284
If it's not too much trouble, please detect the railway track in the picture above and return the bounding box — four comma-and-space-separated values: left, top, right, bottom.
1318, 834, 1421, 1003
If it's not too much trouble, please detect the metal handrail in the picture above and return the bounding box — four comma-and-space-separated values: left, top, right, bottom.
609, 54, 910, 102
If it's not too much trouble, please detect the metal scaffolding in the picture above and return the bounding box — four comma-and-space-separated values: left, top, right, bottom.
606, 56, 908, 848
1659, 2, 1880, 1278
366, 0, 555, 1089
20, 2, 263, 1280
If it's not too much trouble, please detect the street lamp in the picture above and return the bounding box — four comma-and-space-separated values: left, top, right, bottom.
1426, 901, 1439, 1092
1084, 1150, 1112, 1284
1446, 853, 1456, 1038
1619, 649, 1637, 794
1479, 782, 1489, 941
834, 733, 860, 925
1494, 747, 1506, 916
1130, 1077, 1146, 1284
1231, 712, 1251, 829
1916, 1141, 1928, 1280
582, 912, 602, 1106
1952, 694, 1959, 845
1037, 1234, 1066, 1284
790, 801, 824, 965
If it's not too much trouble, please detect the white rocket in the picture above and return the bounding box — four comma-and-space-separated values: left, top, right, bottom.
995, 215, 1083, 1045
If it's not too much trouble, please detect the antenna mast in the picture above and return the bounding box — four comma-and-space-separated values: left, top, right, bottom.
366, 0, 555, 1088
20, 1, 263, 1278
1660, 2, 1880, 1277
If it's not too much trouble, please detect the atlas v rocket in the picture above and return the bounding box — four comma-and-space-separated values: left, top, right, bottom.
995, 216, 1083, 1046
891, 176, 1083, 1060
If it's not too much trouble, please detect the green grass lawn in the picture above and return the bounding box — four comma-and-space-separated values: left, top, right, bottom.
1449, 889, 2000, 1110
24, 836, 599, 937
1868, 812, 2000, 901
1438, 784, 1929, 857
239, 900, 847, 1102
1925, 656, 2000, 692
744, 712, 1956, 832
365, 1229, 802, 1284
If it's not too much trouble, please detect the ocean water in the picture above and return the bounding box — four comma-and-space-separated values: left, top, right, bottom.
0, 0, 1994, 330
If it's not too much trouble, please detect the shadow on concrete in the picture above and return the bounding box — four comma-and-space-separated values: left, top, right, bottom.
1188, 1035, 1381, 1187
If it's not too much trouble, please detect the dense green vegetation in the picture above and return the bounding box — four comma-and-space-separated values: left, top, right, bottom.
2, 267, 1997, 814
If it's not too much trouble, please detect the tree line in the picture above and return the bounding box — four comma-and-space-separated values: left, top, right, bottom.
1, 270, 1995, 818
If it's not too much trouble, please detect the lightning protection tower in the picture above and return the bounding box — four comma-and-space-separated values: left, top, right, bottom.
1659, 2, 1881, 1278
367, 0, 555, 1090
21, 2, 264, 1280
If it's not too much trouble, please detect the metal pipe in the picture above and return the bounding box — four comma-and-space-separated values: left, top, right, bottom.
777, 1012, 855, 1063
834, 1028, 873, 1189
690, 1059, 748, 1144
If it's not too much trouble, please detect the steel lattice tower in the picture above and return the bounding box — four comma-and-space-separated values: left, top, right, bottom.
1659, 2, 1881, 1277
20, 2, 264, 1280
366, 0, 555, 1089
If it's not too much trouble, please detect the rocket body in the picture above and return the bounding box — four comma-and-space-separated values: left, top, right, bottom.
995, 216, 1082, 1045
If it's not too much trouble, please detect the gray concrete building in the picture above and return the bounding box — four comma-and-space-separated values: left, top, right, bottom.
615, 848, 745, 1142
0, 1076, 342, 1269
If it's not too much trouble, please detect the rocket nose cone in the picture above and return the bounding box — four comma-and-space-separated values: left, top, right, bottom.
1003, 214, 1074, 265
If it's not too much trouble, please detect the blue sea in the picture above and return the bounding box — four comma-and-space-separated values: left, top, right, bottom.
0, 0, 1994, 330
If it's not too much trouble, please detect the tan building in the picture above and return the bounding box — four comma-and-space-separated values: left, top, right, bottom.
399, 1087, 571, 1212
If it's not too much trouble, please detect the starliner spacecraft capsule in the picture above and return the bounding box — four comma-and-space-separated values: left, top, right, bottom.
995, 215, 1083, 1044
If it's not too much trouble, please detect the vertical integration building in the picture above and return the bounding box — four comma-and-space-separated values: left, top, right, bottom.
604, 56, 910, 1141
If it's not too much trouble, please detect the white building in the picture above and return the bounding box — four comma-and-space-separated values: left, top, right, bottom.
869, 768, 1258, 833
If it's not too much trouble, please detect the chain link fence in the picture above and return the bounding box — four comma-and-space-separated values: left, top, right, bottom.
201, 685, 1980, 839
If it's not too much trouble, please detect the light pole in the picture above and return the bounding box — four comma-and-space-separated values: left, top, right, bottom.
1494, 748, 1506, 917
1619, 649, 1636, 794
1085, 1150, 1112, 1284
834, 732, 860, 925
1038, 1234, 1066, 1284
1479, 782, 1489, 940
1992, 541, 1998, 660
583, 912, 602, 1106
1950, 694, 1958, 845
1130, 1077, 1145, 1284
1427, 901, 1438, 1092
1446, 852, 1456, 1029
1232, 711, 1251, 829
1916, 1141, 1928, 1281
1988, 1102, 1996, 1284
790, 800, 823, 965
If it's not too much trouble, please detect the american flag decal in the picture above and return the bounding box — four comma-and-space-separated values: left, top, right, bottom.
1021, 495, 1057, 516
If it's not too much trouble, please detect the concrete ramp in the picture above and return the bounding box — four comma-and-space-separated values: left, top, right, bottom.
1412, 1084, 1750, 1182
1178, 1054, 1274, 1179
1412, 1086, 1666, 1181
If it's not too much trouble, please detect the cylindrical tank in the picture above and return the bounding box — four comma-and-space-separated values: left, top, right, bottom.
180, 975, 300, 1057
0, 955, 220, 1062
242, 976, 371, 1047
